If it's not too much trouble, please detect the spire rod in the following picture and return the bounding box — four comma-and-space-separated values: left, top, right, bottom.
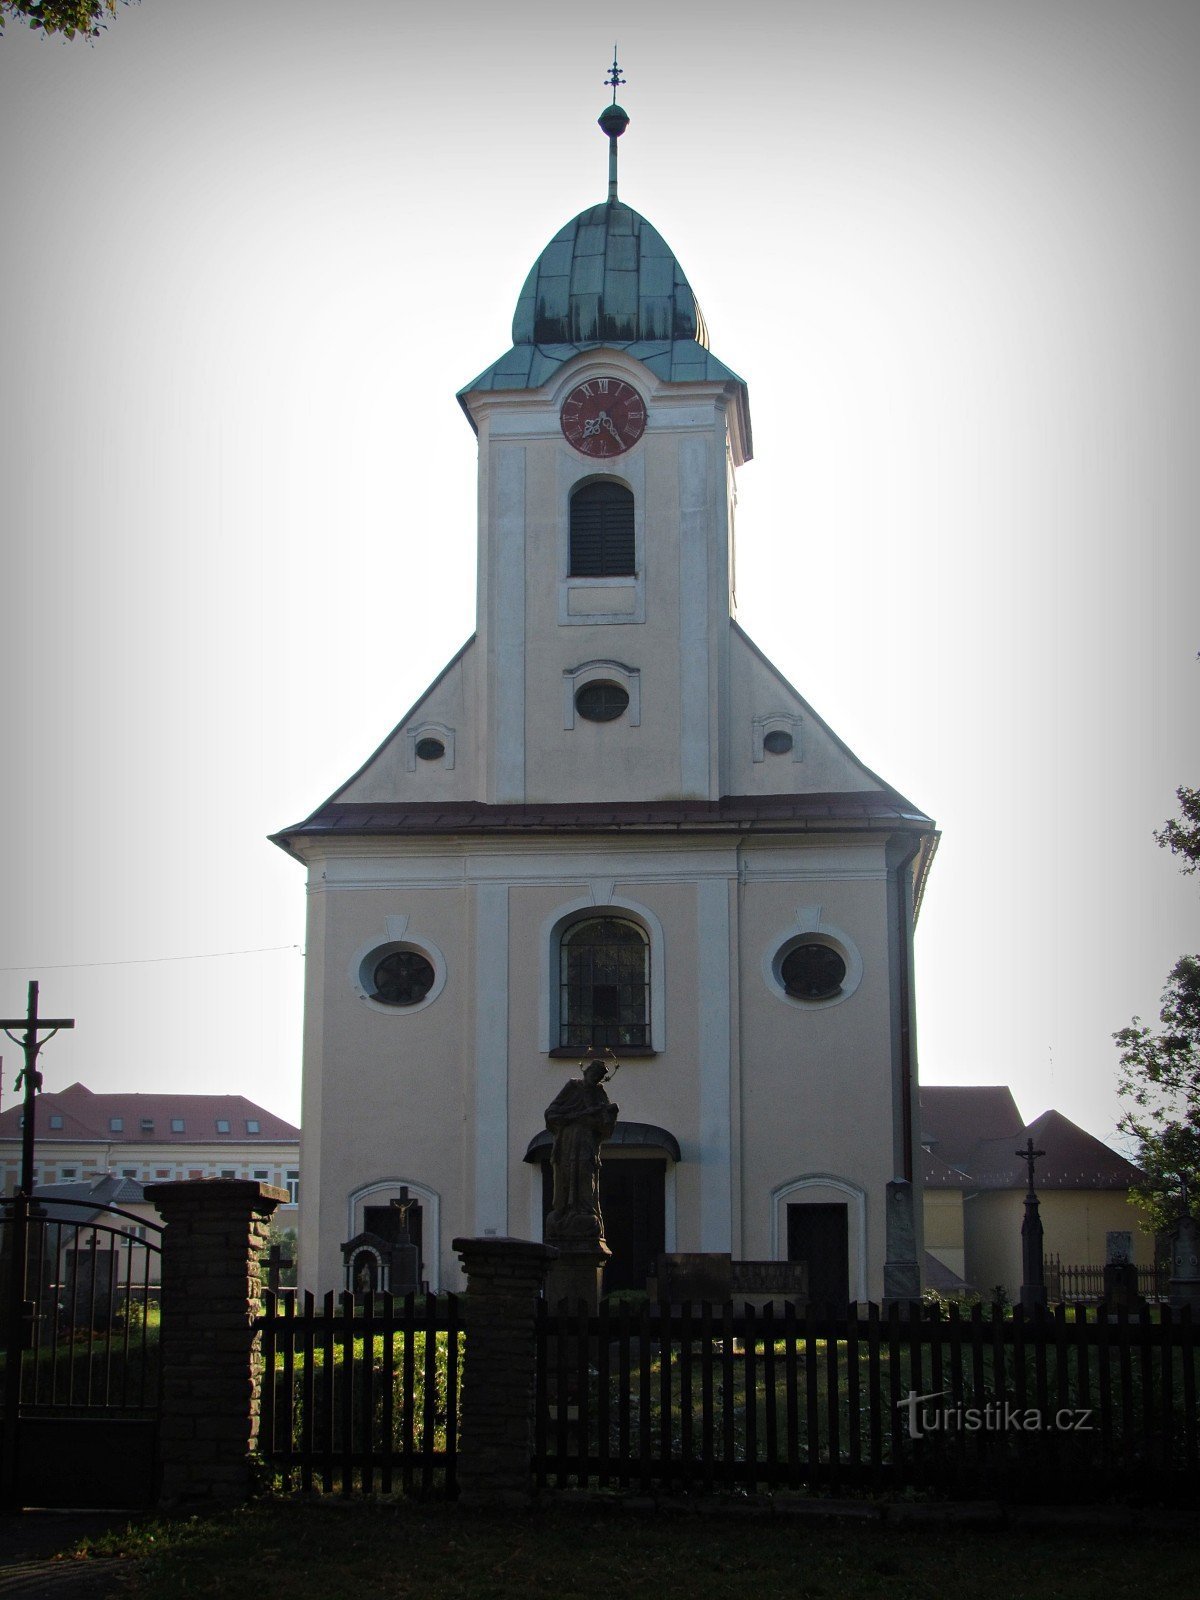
598, 48, 629, 202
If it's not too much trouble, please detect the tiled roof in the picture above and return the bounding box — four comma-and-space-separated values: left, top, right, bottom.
920, 1088, 1141, 1192
31, 1171, 150, 1222
0, 1082, 299, 1145
919, 1086, 1024, 1174
274, 792, 935, 851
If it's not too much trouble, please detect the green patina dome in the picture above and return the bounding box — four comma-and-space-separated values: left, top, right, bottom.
511, 200, 709, 349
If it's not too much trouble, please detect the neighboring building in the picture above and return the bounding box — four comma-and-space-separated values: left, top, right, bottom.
920, 1085, 1150, 1297
0, 1082, 301, 1237
28, 1173, 162, 1298
274, 104, 938, 1301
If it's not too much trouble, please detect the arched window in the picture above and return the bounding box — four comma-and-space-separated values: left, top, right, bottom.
559, 917, 649, 1049
569, 480, 635, 577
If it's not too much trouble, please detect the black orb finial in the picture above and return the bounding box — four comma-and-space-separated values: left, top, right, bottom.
599, 48, 629, 200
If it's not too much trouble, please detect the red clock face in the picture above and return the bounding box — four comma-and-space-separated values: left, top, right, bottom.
559, 377, 647, 458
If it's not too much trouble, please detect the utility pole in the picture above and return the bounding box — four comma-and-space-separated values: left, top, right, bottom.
1, 981, 75, 1196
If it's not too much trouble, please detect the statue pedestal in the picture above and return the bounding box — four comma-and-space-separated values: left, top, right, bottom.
544, 1237, 610, 1315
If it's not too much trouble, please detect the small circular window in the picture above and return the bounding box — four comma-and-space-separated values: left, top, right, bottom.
763, 729, 793, 755
575, 681, 629, 722
415, 737, 445, 761
371, 951, 436, 1006
780, 942, 846, 1001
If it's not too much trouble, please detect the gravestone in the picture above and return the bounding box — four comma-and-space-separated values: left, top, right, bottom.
651, 1252, 733, 1306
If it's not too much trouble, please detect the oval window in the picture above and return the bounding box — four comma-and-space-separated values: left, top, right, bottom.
371, 951, 436, 1006
415, 737, 445, 761
763, 729, 793, 755
575, 681, 629, 723
780, 942, 846, 1001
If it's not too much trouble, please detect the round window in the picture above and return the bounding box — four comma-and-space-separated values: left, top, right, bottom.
415, 737, 445, 761
371, 951, 436, 1006
575, 681, 629, 722
763, 729, 793, 755
780, 942, 846, 1001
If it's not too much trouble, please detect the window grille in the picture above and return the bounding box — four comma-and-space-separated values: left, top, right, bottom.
560, 917, 649, 1049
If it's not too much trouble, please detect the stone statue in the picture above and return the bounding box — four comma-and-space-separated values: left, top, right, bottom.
544, 1059, 618, 1244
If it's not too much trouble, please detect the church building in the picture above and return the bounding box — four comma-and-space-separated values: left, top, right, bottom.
273, 84, 938, 1304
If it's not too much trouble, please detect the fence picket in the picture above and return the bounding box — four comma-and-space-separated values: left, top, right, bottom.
805, 1301, 820, 1479
301, 1290, 315, 1495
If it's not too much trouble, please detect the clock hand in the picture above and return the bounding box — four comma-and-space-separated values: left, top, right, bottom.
600, 413, 624, 443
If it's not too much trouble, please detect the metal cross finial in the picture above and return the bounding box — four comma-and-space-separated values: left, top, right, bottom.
1016, 1136, 1045, 1195
605, 47, 625, 104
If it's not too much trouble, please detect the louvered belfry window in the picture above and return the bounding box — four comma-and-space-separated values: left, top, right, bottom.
560, 917, 650, 1049
569, 480, 635, 577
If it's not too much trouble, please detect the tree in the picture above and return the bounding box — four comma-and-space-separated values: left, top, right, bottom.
1115, 785, 1200, 1232
0, 1, 130, 40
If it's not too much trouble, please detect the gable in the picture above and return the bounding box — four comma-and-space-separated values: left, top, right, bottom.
332, 637, 477, 806
726, 623, 920, 801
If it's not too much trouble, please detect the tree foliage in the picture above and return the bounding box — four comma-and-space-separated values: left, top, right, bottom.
1156, 785, 1200, 876
0, 0, 129, 40
1116, 786, 1200, 1231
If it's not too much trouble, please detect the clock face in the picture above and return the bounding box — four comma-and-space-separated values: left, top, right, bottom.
559, 377, 647, 458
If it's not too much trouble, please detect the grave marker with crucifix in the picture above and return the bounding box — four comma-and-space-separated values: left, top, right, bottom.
1015, 1135, 1046, 1313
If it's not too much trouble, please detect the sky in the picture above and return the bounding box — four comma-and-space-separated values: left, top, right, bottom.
1, 0, 1197, 1154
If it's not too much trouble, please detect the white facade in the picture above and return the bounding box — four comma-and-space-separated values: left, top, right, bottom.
277, 170, 936, 1302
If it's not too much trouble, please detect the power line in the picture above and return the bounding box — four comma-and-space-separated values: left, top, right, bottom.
0, 944, 302, 973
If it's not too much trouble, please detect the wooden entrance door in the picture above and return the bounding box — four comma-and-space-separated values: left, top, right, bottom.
787, 1202, 850, 1311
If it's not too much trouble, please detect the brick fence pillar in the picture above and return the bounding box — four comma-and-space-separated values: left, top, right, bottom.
452, 1236, 557, 1506
145, 1178, 288, 1508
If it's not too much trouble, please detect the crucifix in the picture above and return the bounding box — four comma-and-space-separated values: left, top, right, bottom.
1014, 1136, 1047, 1312
1015, 1136, 1045, 1197
0, 981, 75, 1196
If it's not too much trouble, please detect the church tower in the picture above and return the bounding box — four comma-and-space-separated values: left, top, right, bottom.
275, 75, 937, 1303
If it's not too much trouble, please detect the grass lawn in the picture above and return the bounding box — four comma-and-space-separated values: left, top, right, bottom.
74, 1498, 1200, 1600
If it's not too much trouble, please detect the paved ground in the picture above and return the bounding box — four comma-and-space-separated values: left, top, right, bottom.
0, 1515, 138, 1599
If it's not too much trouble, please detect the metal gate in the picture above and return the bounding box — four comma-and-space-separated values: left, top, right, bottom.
1, 1195, 163, 1509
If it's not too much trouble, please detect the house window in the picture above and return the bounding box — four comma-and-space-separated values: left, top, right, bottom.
569, 480, 635, 577
140, 1118, 154, 1133
559, 917, 650, 1050
286, 1170, 300, 1204
61, 1167, 77, 1179
155, 1168, 170, 1179
110, 1118, 123, 1133
49, 1114, 64, 1130
220, 1169, 236, 1180
246, 1119, 260, 1134
122, 1168, 138, 1179
171, 1118, 185, 1133
216, 1119, 231, 1134
253, 1169, 269, 1181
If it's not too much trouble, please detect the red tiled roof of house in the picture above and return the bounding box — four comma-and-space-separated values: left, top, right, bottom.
968, 1108, 1142, 1191
0, 1082, 299, 1144
919, 1088, 1140, 1191
919, 1085, 1024, 1173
